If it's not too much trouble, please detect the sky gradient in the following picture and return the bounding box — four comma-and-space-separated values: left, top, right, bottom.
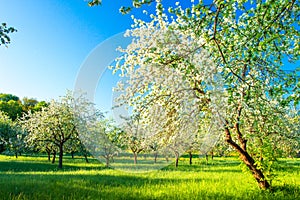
0, 0, 157, 112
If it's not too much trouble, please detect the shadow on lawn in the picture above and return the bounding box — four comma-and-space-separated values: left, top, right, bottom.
162, 157, 241, 173
1, 172, 238, 200
3, 172, 298, 200
0, 159, 106, 172
0, 155, 242, 173
271, 184, 300, 194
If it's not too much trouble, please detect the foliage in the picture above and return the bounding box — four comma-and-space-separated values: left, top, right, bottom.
32, 101, 48, 112
0, 23, 17, 47
0, 111, 26, 156
0, 100, 23, 121
22, 97, 38, 113
87, 0, 154, 14
0, 93, 49, 120
0, 111, 13, 152
0, 93, 20, 102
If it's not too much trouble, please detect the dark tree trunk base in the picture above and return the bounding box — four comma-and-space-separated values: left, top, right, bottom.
58, 144, 63, 169
52, 151, 56, 164
175, 157, 179, 168
189, 152, 193, 165
133, 153, 137, 165
84, 154, 89, 163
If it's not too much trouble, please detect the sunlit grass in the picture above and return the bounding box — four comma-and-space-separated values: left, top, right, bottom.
0, 154, 299, 200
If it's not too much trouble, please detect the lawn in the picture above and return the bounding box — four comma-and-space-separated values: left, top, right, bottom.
0, 154, 299, 200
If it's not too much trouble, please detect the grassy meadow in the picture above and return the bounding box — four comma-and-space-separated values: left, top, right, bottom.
0, 154, 299, 200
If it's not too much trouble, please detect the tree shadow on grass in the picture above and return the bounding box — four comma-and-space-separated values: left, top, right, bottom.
161, 157, 241, 173
2, 172, 298, 200
271, 184, 300, 194
0, 159, 106, 172
0, 172, 237, 200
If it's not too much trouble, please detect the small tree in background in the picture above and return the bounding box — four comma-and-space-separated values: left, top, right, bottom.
21, 92, 95, 169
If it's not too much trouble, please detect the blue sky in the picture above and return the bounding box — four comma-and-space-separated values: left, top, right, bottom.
0, 0, 153, 112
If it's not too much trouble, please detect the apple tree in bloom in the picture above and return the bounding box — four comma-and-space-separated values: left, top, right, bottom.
79, 118, 121, 167
111, 0, 299, 189
21, 92, 97, 169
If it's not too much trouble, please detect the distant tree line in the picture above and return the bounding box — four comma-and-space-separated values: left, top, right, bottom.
0, 93, 48, 154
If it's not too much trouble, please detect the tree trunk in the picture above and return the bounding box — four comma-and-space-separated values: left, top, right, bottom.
133, 152, 137, 165
205, 154, 208, 164
52, 150, 56, 163
71, 151, 74, 159
165, 156, 169, 162
84, 154, 89, 163
225, 127, 270, 189
105, 157, 109, 167
15, 152, 18, 158
58, 143, 63, 169
239, 151, 269, 189
154, 152, 158, 163
47, 150, 51, 162
175, 154, 179, 168
211, 151, 214, 160
189, 152, 193, 165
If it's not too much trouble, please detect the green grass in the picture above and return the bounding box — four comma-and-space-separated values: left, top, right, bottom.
0, 154, 299, 200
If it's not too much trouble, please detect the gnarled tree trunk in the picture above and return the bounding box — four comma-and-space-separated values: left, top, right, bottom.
225, 125, 270, 189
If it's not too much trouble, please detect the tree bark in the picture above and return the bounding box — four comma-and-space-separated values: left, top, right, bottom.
15, 152, 18, 158
71, 151, 74, 159
189, 152, 193, 165
84, 154, 89, 163
165, 156, 169, 162
105, 157, 109, 167
175, 153, 179, 168
52, 150, 56, 163
58, 143, 63, 169
133, 152, 137, 165
154, 152, 158, 163
225, 126, 270, 189
46, 150, 51, 162
205, 154, 208, 164
175, 156, 179, 168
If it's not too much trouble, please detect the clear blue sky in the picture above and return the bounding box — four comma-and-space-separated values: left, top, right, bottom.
0, 0, 154, 112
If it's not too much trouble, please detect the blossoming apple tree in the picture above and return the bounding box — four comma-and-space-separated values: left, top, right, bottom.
110, 0, 299, 189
